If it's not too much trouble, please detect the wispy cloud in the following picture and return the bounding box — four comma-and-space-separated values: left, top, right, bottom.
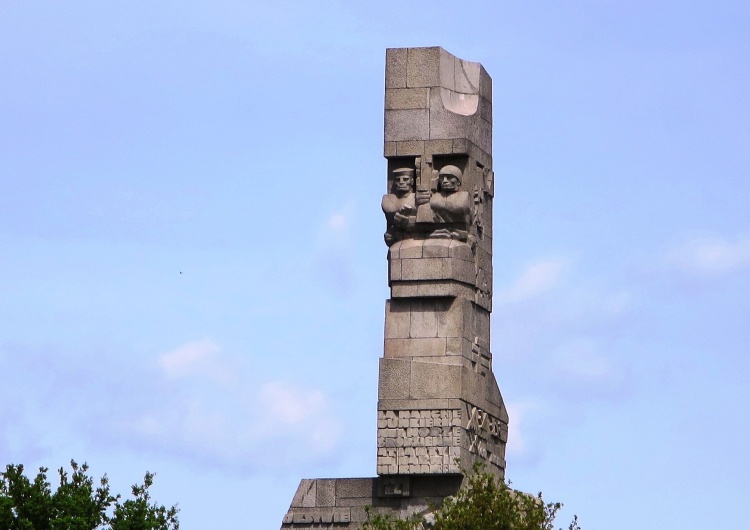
547, 338, 632, 401
0, 340, 343, 474
665, 235, 750, 274
158, 339, 234, 385
505, 401, 533, 458
497, 258, 567, 303
313, 203, 356, 296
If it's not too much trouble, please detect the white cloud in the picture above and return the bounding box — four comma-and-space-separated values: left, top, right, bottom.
257, 381, 341, 453
159, 339, 222, 379
548, 339, 631, 401
498, 259, 567, 303
665, 235, 750, 274
326, 213, 348, 230
0, 340, 343, 474
505, 401, 533, 457
260, 380, 327, 425
159, 340, 235, 384
313, 203, 357, 296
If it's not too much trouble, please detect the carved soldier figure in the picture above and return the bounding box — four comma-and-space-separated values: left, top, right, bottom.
429, 165, 472, 240
381, 167, 417, 245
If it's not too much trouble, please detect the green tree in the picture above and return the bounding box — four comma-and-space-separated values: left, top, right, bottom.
362, 463, 580, 530
0, 460, 178, 530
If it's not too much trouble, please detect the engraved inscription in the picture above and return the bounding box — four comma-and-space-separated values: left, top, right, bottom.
377, 409, 462, 474
464, 403, 506, 469
283, 508, 351, 525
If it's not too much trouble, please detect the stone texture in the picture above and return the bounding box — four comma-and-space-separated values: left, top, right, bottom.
385, 88, 430, 110
384, 109, 429, 142
385, 48, 407, 88
378, 358, 410, 400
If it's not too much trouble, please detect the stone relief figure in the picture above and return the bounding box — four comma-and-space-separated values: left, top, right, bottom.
381, 167, 417, 246
428, 165, 472, 241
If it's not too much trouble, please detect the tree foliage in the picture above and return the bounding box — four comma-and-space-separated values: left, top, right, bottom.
362, 463, 580, 530
0, 460, 179, 530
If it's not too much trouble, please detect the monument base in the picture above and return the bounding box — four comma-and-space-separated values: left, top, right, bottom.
281, 474, 462, 529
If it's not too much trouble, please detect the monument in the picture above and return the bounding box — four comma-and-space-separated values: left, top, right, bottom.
280, 46, 508, 528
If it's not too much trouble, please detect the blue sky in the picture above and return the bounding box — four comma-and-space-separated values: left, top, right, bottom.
1, 1, 749, 528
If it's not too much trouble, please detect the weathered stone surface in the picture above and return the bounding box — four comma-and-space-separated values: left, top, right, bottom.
378, 358, 410, 400
385, 88, 430, 110
384, 109, 429, 142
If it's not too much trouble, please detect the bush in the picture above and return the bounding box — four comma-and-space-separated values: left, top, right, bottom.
0, 460, 179, 530
362, 463, 580, 530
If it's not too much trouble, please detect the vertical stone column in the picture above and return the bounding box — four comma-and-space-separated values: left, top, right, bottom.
378, 47, 508, 478
280, 47, 508, 529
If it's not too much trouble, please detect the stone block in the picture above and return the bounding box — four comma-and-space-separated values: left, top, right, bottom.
423, 238, 451, 258
384, 141, 397, 157
436, 299, 462, 338
291, 479, 317, 508
396, 140, 425, 156
389, 258, 401, 282
468, 141, 491, 167
391, 283, 419, 297
439, 48, 456, 91
335, 478, 376, 500
384, 299, 410, 339
385, 109, 429, 142
385, 88, 430, 110
461, 366, 485, 405
386, 48, 407, 88
479, 64, 492, 100
406, 47, 441, 88
415, 281, 473, 299
452, 138, 469, 154
454, 57, 480, 94
429, 89, 473, 140
476, 306, 490, 344
384, 338, 446, 358
470, 116, 492, 158
425, 139, 453, 155
379, 358, 410, 400
446, 336, 463, 356
316, 479, 336, 507
448, 240, 474, 261
480, 96, 492, 123
377, 398, 460, 411
401, 257, 444, 280
409, 298, 438, 338
410, 475, 463, 497
410, 361, 461, 399
398, 239, 423, 259
446, 257, 475, 285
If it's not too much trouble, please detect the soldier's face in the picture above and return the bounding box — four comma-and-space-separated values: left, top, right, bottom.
440, 175, 459, 192
395, 175, 413, 192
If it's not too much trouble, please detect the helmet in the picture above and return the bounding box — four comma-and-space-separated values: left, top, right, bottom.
438, 165, 462, 183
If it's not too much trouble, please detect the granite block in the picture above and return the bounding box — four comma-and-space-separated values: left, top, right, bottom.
385, 109, 429, 142
386, 88, 430, 110
384, 299, 411, 339
379, 358, 410, 400
406, 47, 441, 88
385, 48, 407, 88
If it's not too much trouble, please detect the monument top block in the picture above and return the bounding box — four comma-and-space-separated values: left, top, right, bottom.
384, 46, 492, 160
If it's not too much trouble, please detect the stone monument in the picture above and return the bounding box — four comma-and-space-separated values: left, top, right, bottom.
280, 46, 508, 529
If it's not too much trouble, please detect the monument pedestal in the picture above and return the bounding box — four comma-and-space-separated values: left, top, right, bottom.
282, 476, 462, 528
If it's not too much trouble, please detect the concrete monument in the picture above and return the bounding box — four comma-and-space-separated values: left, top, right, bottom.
280, 46, 508, 529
